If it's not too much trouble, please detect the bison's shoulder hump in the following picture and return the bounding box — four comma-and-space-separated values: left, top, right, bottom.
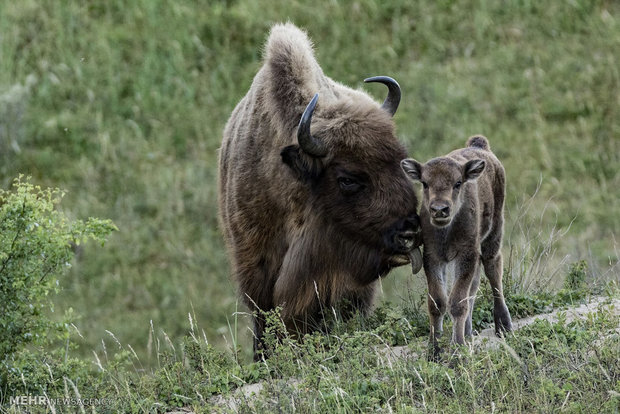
265, 23, 315, 69
263, 23, 320, 100
266, 23, 314, 57
260, 23, 324, 134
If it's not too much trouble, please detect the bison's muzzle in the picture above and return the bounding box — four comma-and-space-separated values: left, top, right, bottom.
385, 215, 423, 273
385, 215, 420, 253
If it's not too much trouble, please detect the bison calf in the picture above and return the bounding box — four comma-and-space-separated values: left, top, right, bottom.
401, 135, 512, 355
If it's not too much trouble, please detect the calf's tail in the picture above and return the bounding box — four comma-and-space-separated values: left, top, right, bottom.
466, 135, 490, 150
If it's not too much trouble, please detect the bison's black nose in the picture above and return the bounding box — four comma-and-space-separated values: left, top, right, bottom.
430, 202, 450, 218
388, 216, 421, 253
394, 231, 415, 251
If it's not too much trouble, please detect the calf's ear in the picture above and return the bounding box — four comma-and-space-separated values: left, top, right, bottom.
281, 145, 324, 183
401, 158, 423, 181
463, 159, 485, 181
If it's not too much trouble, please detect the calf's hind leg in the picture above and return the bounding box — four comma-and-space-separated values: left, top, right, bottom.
464, 268, 481, 338
481, 251, 512, 335
481, 187, 513, 336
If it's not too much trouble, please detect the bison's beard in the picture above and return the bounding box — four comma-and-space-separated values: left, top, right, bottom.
324, 218, 423, 279
273, 220, 421, 324
326, 228, 423, 285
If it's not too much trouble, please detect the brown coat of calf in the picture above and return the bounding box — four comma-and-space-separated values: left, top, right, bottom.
401, 136, 512, 355
219, 24, 422, 359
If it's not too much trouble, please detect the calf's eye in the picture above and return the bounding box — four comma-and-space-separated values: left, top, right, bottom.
421, 182, 429, 190
454, 181, 462, 190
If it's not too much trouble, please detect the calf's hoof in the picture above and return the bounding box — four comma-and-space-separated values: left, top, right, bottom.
494, 308, 513, 337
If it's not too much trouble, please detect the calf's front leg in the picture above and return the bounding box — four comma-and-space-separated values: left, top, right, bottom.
450, 253, 480, 345
425, 261, 448, 356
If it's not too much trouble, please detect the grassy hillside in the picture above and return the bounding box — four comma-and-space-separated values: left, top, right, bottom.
1, 0, 619, 366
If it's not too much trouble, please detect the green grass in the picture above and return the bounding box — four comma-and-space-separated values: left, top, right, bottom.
1, 0, 619, 371
3, 279, 618, 413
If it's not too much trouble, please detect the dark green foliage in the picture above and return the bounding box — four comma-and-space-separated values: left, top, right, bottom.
565, 260, 588, 291
0, 177, 115, 410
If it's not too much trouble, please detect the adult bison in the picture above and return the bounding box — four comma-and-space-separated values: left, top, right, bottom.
218, 23, 422, 359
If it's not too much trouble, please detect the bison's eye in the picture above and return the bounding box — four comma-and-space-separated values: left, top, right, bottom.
338, 176, 362, 194
453, 181, 462, 190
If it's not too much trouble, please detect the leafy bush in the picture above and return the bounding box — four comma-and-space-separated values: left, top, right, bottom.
0, 176, 116, 366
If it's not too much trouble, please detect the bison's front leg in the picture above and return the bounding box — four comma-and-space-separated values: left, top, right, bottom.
252, 315, 267, 361
241, 279, 276, 361
234, 251, 280, 361
450, 252, 480, 345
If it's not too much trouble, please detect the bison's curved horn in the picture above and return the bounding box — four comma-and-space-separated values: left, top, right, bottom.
297, 93, 328, 158
364, 76, 401, 117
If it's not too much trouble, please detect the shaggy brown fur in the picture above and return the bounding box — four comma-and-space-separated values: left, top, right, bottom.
401, 135, 512, 357
219, 23, 422, 359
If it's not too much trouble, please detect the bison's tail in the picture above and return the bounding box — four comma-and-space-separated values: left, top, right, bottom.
466, 135, 490, 150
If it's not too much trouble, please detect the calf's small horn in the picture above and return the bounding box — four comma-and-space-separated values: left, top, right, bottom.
297, 93, 328, 158
364, 76, 401, 116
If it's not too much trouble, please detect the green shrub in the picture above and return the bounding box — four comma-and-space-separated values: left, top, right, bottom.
0, 176, 116, 367
564, 260, 588, 291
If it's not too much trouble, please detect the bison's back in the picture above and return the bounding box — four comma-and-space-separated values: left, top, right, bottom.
219, 79, 287, 249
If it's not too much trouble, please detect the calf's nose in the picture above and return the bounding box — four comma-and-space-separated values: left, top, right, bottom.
429, 202, 450, 218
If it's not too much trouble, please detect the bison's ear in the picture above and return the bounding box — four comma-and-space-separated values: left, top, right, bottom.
281, 145, 324, 183
401, 158, 423, 181
463, 159, 485, 181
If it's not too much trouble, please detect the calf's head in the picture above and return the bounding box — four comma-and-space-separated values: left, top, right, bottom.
281, 78, 421, 265
401, 157, 485, 227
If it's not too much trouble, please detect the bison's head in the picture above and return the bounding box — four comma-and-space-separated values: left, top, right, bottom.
401, 156, 486, 228
281, 77, 422, 277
